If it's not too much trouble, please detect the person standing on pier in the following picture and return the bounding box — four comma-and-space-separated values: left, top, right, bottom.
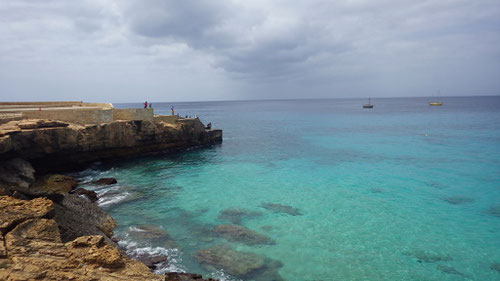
171, 105, 175, 115
144, 101, 148, 108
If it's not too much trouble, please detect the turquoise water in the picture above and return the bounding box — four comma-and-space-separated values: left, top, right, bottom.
76, 97, 500, 280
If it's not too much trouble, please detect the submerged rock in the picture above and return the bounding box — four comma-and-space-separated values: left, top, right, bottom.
491, 263, 500, 273
485, 205, 500, 217
194, 245, 283, 280
218, 208, 262, 224
441, 196, 475, 205
94, 177, 118, 185
128, 224, 171, 240
213, 224, 275, 245
261, 202, 303, 216
370, 188, 384, 193
403, 249, 452, 263
437, 264, 467, 277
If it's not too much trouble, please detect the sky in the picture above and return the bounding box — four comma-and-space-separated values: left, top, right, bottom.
0, 0, 499, 102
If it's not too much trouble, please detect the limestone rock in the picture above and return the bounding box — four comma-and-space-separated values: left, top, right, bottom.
53, 193, 116, 242
94, 177, 118, 185
0, 158, 35, 189
31, 174, 78, 194
213, 224, 275, 245
261, 202, 303, 216
0, 196, 53, 234
0, 118, 222, 173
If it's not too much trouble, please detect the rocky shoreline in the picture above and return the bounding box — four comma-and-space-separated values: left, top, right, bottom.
0, 117, 221, 281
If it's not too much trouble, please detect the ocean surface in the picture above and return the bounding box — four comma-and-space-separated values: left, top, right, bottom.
74, 97, 500, 281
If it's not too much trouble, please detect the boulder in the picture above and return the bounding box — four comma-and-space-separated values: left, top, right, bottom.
72, 187, 98, 203
213, 224, 275, 245
0, 158, 35, 189
94, 177, 118, 185
53, 194, 116, 242
260, 202, 303, 216
31, 174, 78, 194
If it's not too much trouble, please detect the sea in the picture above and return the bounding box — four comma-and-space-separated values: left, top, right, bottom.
73, 97, 500, 281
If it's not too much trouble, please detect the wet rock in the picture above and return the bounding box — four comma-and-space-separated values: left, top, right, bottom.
213, 224, 275, 245
491, 263, 500, 273
0, 195, 54, 234
194, 245, 265, 276
165, 272, 218, 281
261, 202, 303, 216
194, 245, 283, 280
136, 254, 168, 269
218, 208, 262, 224
437, 264, 467, 277
53, 193, 116, 242
403, 249, 452, 263
32, 174, 78, 194
94, 177, 118, 185
72, 187, 98, 203
485, 205, 500, 217
0, 158, 35, 189
441, 196, 475, 205
129, 224, 171, 240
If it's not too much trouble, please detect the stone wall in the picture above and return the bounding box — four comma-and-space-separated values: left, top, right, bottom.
154, 115, 179, 124
22, 109, 113, 125
113, 108, 153, 121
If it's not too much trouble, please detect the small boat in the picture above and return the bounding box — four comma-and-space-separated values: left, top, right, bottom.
429, 91, 443, 106
363, 97, 374, 108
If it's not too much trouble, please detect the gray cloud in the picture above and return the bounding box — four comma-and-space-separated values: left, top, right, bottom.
0, 0, 499, 102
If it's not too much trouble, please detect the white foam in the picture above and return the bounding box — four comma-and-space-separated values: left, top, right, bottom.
98, 192, 130, 207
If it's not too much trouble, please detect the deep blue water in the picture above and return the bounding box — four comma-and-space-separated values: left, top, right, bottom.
76, 97, 500, 280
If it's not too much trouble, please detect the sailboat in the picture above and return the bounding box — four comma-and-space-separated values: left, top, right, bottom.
429, 91, 443, 106
363, 97, 374, 108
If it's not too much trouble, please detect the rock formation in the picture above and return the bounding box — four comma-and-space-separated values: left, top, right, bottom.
213, 224, 275, 245
0, 118, 222, 173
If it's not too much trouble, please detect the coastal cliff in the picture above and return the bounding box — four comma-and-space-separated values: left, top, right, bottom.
0, 115, 221, 281
0, 117, 222, 172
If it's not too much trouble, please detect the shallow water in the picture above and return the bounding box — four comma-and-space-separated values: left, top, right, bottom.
75, 97, 500, 280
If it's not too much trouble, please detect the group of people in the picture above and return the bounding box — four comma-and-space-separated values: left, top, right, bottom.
141, 102, 211, 129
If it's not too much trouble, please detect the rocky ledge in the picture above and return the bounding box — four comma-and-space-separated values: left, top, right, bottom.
0, 116, 221, 280
0, 118, 222, 173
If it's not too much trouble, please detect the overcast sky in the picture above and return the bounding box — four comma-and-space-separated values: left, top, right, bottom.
1, 0, 499, 102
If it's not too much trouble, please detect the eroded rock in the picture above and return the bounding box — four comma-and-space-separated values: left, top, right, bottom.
72, 187, 98, 203
0, 196, 53, 234
218, 208, 262, 224
261, 202, 303, 216
94, 177, 118, 185
31, 174, 78, 194
213, 224, 275, 245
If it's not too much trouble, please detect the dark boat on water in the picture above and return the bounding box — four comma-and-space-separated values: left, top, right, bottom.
363, 97, 374, 108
